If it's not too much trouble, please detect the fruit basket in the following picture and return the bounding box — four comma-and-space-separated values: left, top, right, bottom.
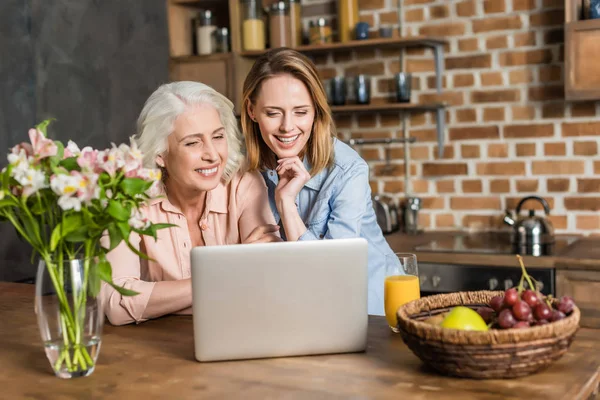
396, 291, 580, 379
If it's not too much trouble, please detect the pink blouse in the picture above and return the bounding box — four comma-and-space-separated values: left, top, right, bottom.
100, 170, 276, 325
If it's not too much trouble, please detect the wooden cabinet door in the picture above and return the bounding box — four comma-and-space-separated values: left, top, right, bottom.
556, 269, 600, 329
169, 55, 234, 101
565, 19, 600, 100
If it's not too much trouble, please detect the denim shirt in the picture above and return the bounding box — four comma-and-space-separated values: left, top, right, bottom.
261, 139, 395, 315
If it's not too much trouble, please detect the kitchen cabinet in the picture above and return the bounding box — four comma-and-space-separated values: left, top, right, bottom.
165, 0, 448, 154
556, 268, 600, 329
564, 0, 600, 100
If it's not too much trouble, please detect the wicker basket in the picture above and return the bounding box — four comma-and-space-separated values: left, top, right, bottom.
396, 291, 580, 379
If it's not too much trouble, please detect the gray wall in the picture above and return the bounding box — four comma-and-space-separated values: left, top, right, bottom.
0, 0, 169, 281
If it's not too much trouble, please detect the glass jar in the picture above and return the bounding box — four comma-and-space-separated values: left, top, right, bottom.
269, 1, 291, 49
309, 18, 332, 45
288, 0, 302, 47
337, 0, 359, 43
240, 0, 265, 51
196, 10, 217, 55
213, 27, 230, 53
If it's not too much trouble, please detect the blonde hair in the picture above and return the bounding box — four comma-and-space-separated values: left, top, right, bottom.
135, 81, 243, 184
241, 48, 335, 175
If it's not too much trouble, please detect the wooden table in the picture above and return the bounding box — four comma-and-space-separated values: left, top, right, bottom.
1, 283, 598, 399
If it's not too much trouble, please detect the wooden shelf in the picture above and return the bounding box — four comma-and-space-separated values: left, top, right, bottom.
170, 53, 233, 63
239, 36, 447, 57
330, 102, 446, 114
170, 0, 223, 6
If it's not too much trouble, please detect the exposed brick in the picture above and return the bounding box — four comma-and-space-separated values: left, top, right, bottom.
549, 215, 568, 230
462, 179, 483, 193
410, 128, 437, 142
422, 163, 468, 176
529, 85, 564, 101
564, 197, 600, 211
562, 122, 600, 137
451, 197, 502, 210
359, 13, 376, 27
490, 179, 510, 193
455, 108, 477, 123
571, 102, 597, 117
458, 38, 479, 52
427, 75, 448, 90
379, 114, 401, 127
436, 214, 455, 228
509, 69, 535, 84
516, 143, 537, 156
420, 23, 466, 37
506, 197, 555, 211
596, 161, 600, 174
392, 59, 435, 73
419, 213, 432, 229
432, 145, 454, 160
477, 162, 526, 175
453, 73, 475, 88
405, 8, 425, 22
461, 144, 481, 158
530, 10, 564, 27
355, 50, 376, 61
450, 126, 500, 140
578, 179, 600, 192
410, 145, 431, 159
532, 160, 585, 175
472, 90, 520, 103
512, 105, 536, 120
360, 148, 381, 161
462, 215, 504, 230
542, 103, 565, 119
514, 32, 537, 47
516, 179, 539, 192
345, 62, 385, 76
539, 65, 562, 82
456, 0, 477, 16
544, 142, 566, 156
547, 178, 570, 192
430, 4, 450, 18
437, 180, 455, 193
544, 29, 564, 44
573, 140, 598, 155
576, 215, 600, 230
481, 72, 504, 86
504, 124, 554, 138
383, 180, 404, 193
487, 143, 509, 157
413, 179, 430, 193
513, 0, 537, 10
350, 130, 391, 139
486, 36, 508, 49
333, 52, 353, 63
405, 47, 427, 56
358, 0, 385, 9
419, 92, 464, 106
499, 49, 553, 66
357, 115, 377, 128
401, 0, 436, 4
372, 163, 418, 177
410, 113, 426, 126
317, 68, 337, 80
484, 0, 506, 13
334, 115, 353, 129
472, 16, 522, 33
421, 197, 445, 209
483, 107, 505, 121
446, 55, 492, 70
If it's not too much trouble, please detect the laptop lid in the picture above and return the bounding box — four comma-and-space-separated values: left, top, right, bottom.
191, 238, 368, 362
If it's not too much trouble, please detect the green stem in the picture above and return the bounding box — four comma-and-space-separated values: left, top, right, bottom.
516, 255, 536, 292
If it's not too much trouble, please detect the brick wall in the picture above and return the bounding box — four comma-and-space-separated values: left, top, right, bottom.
302, 0, 600, 234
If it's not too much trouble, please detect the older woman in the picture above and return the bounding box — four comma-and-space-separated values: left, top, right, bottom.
101, 81, 280, 326
241, 48, 396, 316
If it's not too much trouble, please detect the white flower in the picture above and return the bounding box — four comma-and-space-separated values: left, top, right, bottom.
50, 173, 79, 197
65, 141, 81, 157
58, 195, 82, 212
8, 149, 33, 176
128, 208, 150, 230
13, 167, 47, 197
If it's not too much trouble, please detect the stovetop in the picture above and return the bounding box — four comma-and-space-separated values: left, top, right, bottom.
414, 232, 580, 257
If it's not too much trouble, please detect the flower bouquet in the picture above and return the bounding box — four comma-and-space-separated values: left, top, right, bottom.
0, 120, 171, 378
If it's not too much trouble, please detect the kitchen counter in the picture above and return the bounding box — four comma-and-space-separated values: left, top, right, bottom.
0, 283, 598, 399
384, 230, 600, 271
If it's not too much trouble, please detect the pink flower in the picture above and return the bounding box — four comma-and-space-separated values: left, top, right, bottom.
63, 141, 81, 158
74, 171, 100, 204
76, 147, 99, 172
28, 128, 57, 160
10, 142, 33, 158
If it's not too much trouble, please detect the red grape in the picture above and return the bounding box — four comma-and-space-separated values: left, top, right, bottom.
504, 288, 519, 306
557, 296, 575, 315
551, 310, 566, 322
534, 303, 552, 321
489, 295, 504, 313
521, 289, 540, 308
477, 307, 495, 324
513, 321, 530, 329
498, 309, 516, 329
512, 300, 532, 321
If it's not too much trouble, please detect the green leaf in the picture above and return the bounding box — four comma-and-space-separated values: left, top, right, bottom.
95, 257, 138, 297
88, 260, 102, 297
0, 198, 18, 209
58, 157, 79, 172
2, 164, 13, 192
22, 216, 42, 248
119, 178, 152, 197
107, 223, 122, 251
64, 226, 90, 242
50, 214, 83, 251
51, 141, 65, 165
35, 118, 56, 136
107, 200, 130, 221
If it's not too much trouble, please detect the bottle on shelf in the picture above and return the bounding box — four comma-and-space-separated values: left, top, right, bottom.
337, 0, 359, 43
269, 1, 292, 49
196, 10, 217, 55
240, 0, 266, 51
288, 0, 303, 47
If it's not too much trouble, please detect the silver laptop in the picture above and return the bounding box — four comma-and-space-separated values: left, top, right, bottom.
190, 238, 368, 362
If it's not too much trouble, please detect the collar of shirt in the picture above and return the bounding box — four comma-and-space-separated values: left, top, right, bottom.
148, 182, 229, 217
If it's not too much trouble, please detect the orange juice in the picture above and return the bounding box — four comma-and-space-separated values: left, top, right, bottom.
384, 275, 420, 329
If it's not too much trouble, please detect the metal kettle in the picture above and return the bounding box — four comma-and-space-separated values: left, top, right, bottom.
503, 196, 555, 246
372, 195, 400, 234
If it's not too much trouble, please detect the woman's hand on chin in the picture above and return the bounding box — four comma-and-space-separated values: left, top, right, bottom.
274, 156, 311, 207
244, 224, 282, 244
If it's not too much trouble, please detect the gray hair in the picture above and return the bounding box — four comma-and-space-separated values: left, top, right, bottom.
134, 81, 243, 184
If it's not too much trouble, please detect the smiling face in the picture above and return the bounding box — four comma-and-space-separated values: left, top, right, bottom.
159, 104, 228, 195
249, 74, 315, 159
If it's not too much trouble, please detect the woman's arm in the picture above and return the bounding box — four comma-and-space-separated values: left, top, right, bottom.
237, 171, 283, 243
274, 157, 311, 241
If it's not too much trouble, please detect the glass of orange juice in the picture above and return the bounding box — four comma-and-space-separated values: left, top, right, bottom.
384, 253, 420, 332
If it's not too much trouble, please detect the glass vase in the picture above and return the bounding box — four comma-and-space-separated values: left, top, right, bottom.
35, 258, 104, 379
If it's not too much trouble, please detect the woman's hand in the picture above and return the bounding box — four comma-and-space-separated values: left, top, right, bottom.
274, 157, 311, 207
244, 224, 282, 244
